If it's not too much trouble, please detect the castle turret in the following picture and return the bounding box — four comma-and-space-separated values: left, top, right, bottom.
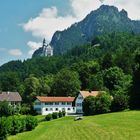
46, 44, 53, 56
42, 39, 53, 57
32, 38, 53, 57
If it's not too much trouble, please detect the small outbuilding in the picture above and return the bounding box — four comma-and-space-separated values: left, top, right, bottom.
0, 91, 22, 106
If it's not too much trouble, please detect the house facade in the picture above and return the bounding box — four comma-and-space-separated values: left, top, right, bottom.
75, 91, 100, 114
0, 91, 22, 106
34, 96, 76, 115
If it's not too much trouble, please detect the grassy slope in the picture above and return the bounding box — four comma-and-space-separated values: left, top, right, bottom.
9, 111, 140, 140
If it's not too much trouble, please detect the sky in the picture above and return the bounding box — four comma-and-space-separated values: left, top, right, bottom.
0, 0, 140, 66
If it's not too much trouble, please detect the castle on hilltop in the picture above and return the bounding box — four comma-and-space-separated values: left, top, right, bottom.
42, 38, 53, 57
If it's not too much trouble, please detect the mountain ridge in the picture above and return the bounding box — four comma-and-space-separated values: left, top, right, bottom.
33, 5, 140, 57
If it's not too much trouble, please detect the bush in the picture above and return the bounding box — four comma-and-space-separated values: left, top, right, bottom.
83, 96, 96, 116
52, 112, 58, 119
20, 104, 31, 115
62, 111, 65, 117
58, 111, 63, 118
83, 92, 112, 116
6, 116, 26, 135
0, 117, 8, 140
25, 115, 38, 131
0, 115, 38, 140
95, 92, 112, 114
45, 114, 52, 121
10, 117, 23, 135
111, 94, 129, 112
0, 101, 12, 117
19, 117, 26, 132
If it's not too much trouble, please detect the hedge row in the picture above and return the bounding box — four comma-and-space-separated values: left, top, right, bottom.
45, 111, 66, 121
0, 115, 38, 140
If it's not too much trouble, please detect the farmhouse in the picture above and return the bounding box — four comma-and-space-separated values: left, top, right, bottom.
34, 96, 76, 115
75, 91, 101, 114
0, 91, 22, 106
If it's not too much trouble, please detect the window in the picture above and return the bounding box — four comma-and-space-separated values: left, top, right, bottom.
55, 102, 59, 105
45, 102, 53, 105
77, 109, 82, 113
11, 102, 15, 105
67, 108, 71, 111
78, 96, 83, 100
46, 108, 48, 111
62, 108, 65, 111
55, 108, 58, 111
67, 102, 71, 105
36, 108, 41, 111
77, 103, 82, 106
62, 102, 66, 105
50, 108, 53, 111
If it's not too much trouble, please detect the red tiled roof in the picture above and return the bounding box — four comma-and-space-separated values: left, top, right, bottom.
80, 91, 101, 98
36, 96, 75, 102
0, 92, 22, 102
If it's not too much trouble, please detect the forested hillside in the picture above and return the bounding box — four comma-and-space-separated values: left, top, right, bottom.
0, 32, 140, 109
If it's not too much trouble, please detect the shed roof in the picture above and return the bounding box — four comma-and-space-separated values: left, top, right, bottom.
0, 92, 22, 102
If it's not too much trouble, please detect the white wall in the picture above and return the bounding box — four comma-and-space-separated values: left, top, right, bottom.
34, 100, 76, 115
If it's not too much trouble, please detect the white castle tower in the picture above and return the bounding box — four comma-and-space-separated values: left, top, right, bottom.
42, 38, 53, 57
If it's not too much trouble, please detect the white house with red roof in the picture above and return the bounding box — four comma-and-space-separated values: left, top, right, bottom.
34, 91, 102, 115
75, 91, 101, 114
34, 96, 76, 115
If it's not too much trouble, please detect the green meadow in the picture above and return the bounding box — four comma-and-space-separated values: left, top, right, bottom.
9, 111, 140, 140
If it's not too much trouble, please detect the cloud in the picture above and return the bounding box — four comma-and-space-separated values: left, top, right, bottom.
27, 41, 42, 50
0, 48, 6, 52
71, 0, 101, 19
27, 41, 42, 55
22, 0, 140, 55
22, 7, 78, 42
104, 0, 140, 19
22, 0, 102, 42
8, 49, 22, 56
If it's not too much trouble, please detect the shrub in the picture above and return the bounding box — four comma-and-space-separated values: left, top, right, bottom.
10, 117, 23, 135
45, 114, 52, 121
7, 116, 27, 135
58, 111, 63, 118
52, 112, 58, 119
5, 117, 13, 135
0, 101, 12, 117
0, 115, 38, 140
20, 104, 31, 115
111, 94, 129, 112
19, 117, 26, 132
25, 115, 38, 131
0, 117, 8, 140
83, 96, 96, 116
95, 92, 112, 114
83, 92, 112, 116
62, 111, 66, 117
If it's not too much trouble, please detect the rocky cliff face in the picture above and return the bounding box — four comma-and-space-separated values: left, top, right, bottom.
33, 5, 140, 56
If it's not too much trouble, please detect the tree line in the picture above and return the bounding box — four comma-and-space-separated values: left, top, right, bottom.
0, 32, 140, 110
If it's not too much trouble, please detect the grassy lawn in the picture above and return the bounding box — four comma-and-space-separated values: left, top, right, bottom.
8, 111, 140, 140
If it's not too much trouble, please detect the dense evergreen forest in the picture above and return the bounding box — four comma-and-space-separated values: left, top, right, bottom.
0, 32, 140, 109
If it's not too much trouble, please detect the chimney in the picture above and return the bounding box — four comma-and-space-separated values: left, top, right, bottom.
89, 90, 92, 93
